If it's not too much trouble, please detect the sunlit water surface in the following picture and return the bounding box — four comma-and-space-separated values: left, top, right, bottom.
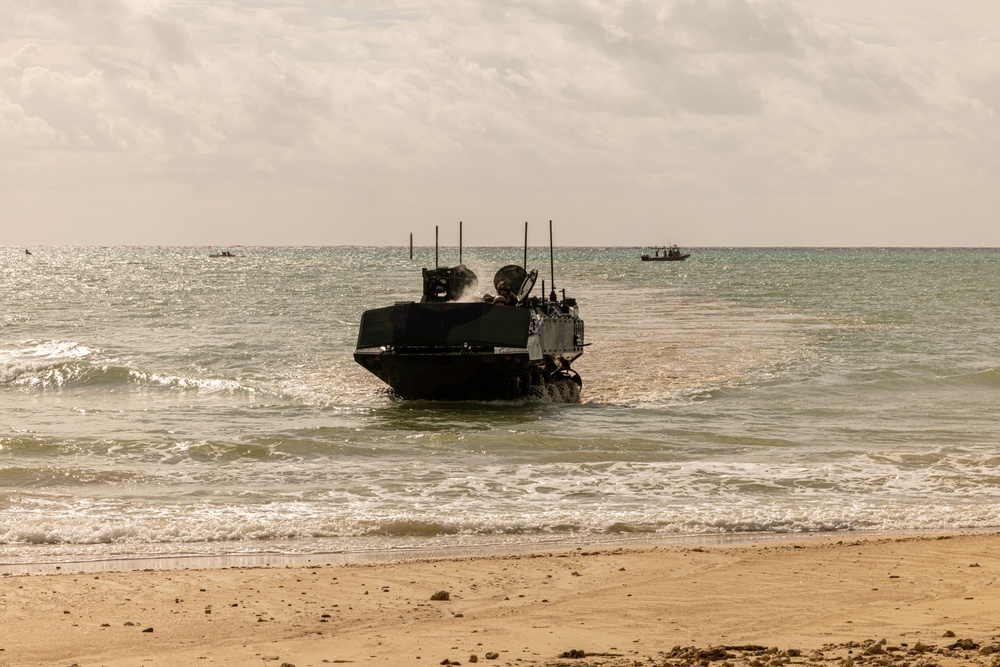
3, 246, 1000, 566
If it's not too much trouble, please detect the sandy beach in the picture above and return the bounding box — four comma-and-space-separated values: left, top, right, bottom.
2, 533, 1000, 667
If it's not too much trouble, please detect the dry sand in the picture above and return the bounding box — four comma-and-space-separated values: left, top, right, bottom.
2, 532, 1000, 667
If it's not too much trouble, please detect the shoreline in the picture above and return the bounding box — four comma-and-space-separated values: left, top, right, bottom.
3, 530, 1000, 666
0, 528, 947, 577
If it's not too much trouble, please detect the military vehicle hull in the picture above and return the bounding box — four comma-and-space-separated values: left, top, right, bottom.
354, 300, 584, 401
354, 347, 534, 400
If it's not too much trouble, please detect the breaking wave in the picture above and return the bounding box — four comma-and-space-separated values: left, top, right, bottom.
0, 340, 253, 394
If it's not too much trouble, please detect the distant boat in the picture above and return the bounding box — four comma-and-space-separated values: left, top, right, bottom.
641, 245, 689, 261
209, 250, 237, 258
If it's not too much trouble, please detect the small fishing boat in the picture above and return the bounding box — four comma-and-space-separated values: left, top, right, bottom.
209, 250, 237, 258
641, 245, 689, 261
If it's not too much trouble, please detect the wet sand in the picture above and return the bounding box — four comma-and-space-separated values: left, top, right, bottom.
2, 532, 1000, 666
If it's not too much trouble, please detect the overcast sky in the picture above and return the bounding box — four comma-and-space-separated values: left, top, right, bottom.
3, 1, 999, 247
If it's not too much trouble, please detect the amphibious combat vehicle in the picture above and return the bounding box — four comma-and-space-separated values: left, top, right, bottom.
353, 223, 585, 401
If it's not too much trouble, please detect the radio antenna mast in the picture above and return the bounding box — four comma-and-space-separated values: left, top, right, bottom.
548, 220, 556, 302
523, 222, 528, 269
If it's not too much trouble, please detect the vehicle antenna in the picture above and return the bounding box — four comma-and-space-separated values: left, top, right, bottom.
435, 225, 439, 269
459, 220, 463, 265
549, 219, 556, 302
409, 232, 413, 259
523, 221, 528, 269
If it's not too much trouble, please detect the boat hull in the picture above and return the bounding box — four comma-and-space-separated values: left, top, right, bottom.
641, 253, 689, 261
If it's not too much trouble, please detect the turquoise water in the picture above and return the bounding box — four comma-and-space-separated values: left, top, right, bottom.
3, 246, 1000, 563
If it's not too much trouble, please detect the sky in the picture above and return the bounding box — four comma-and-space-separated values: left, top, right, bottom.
2, 1, 1000, 247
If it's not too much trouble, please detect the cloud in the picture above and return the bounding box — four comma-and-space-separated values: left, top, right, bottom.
1, 0, 999, 245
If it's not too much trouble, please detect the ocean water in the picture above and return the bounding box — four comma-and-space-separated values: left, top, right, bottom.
3, 245, 1000, 567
